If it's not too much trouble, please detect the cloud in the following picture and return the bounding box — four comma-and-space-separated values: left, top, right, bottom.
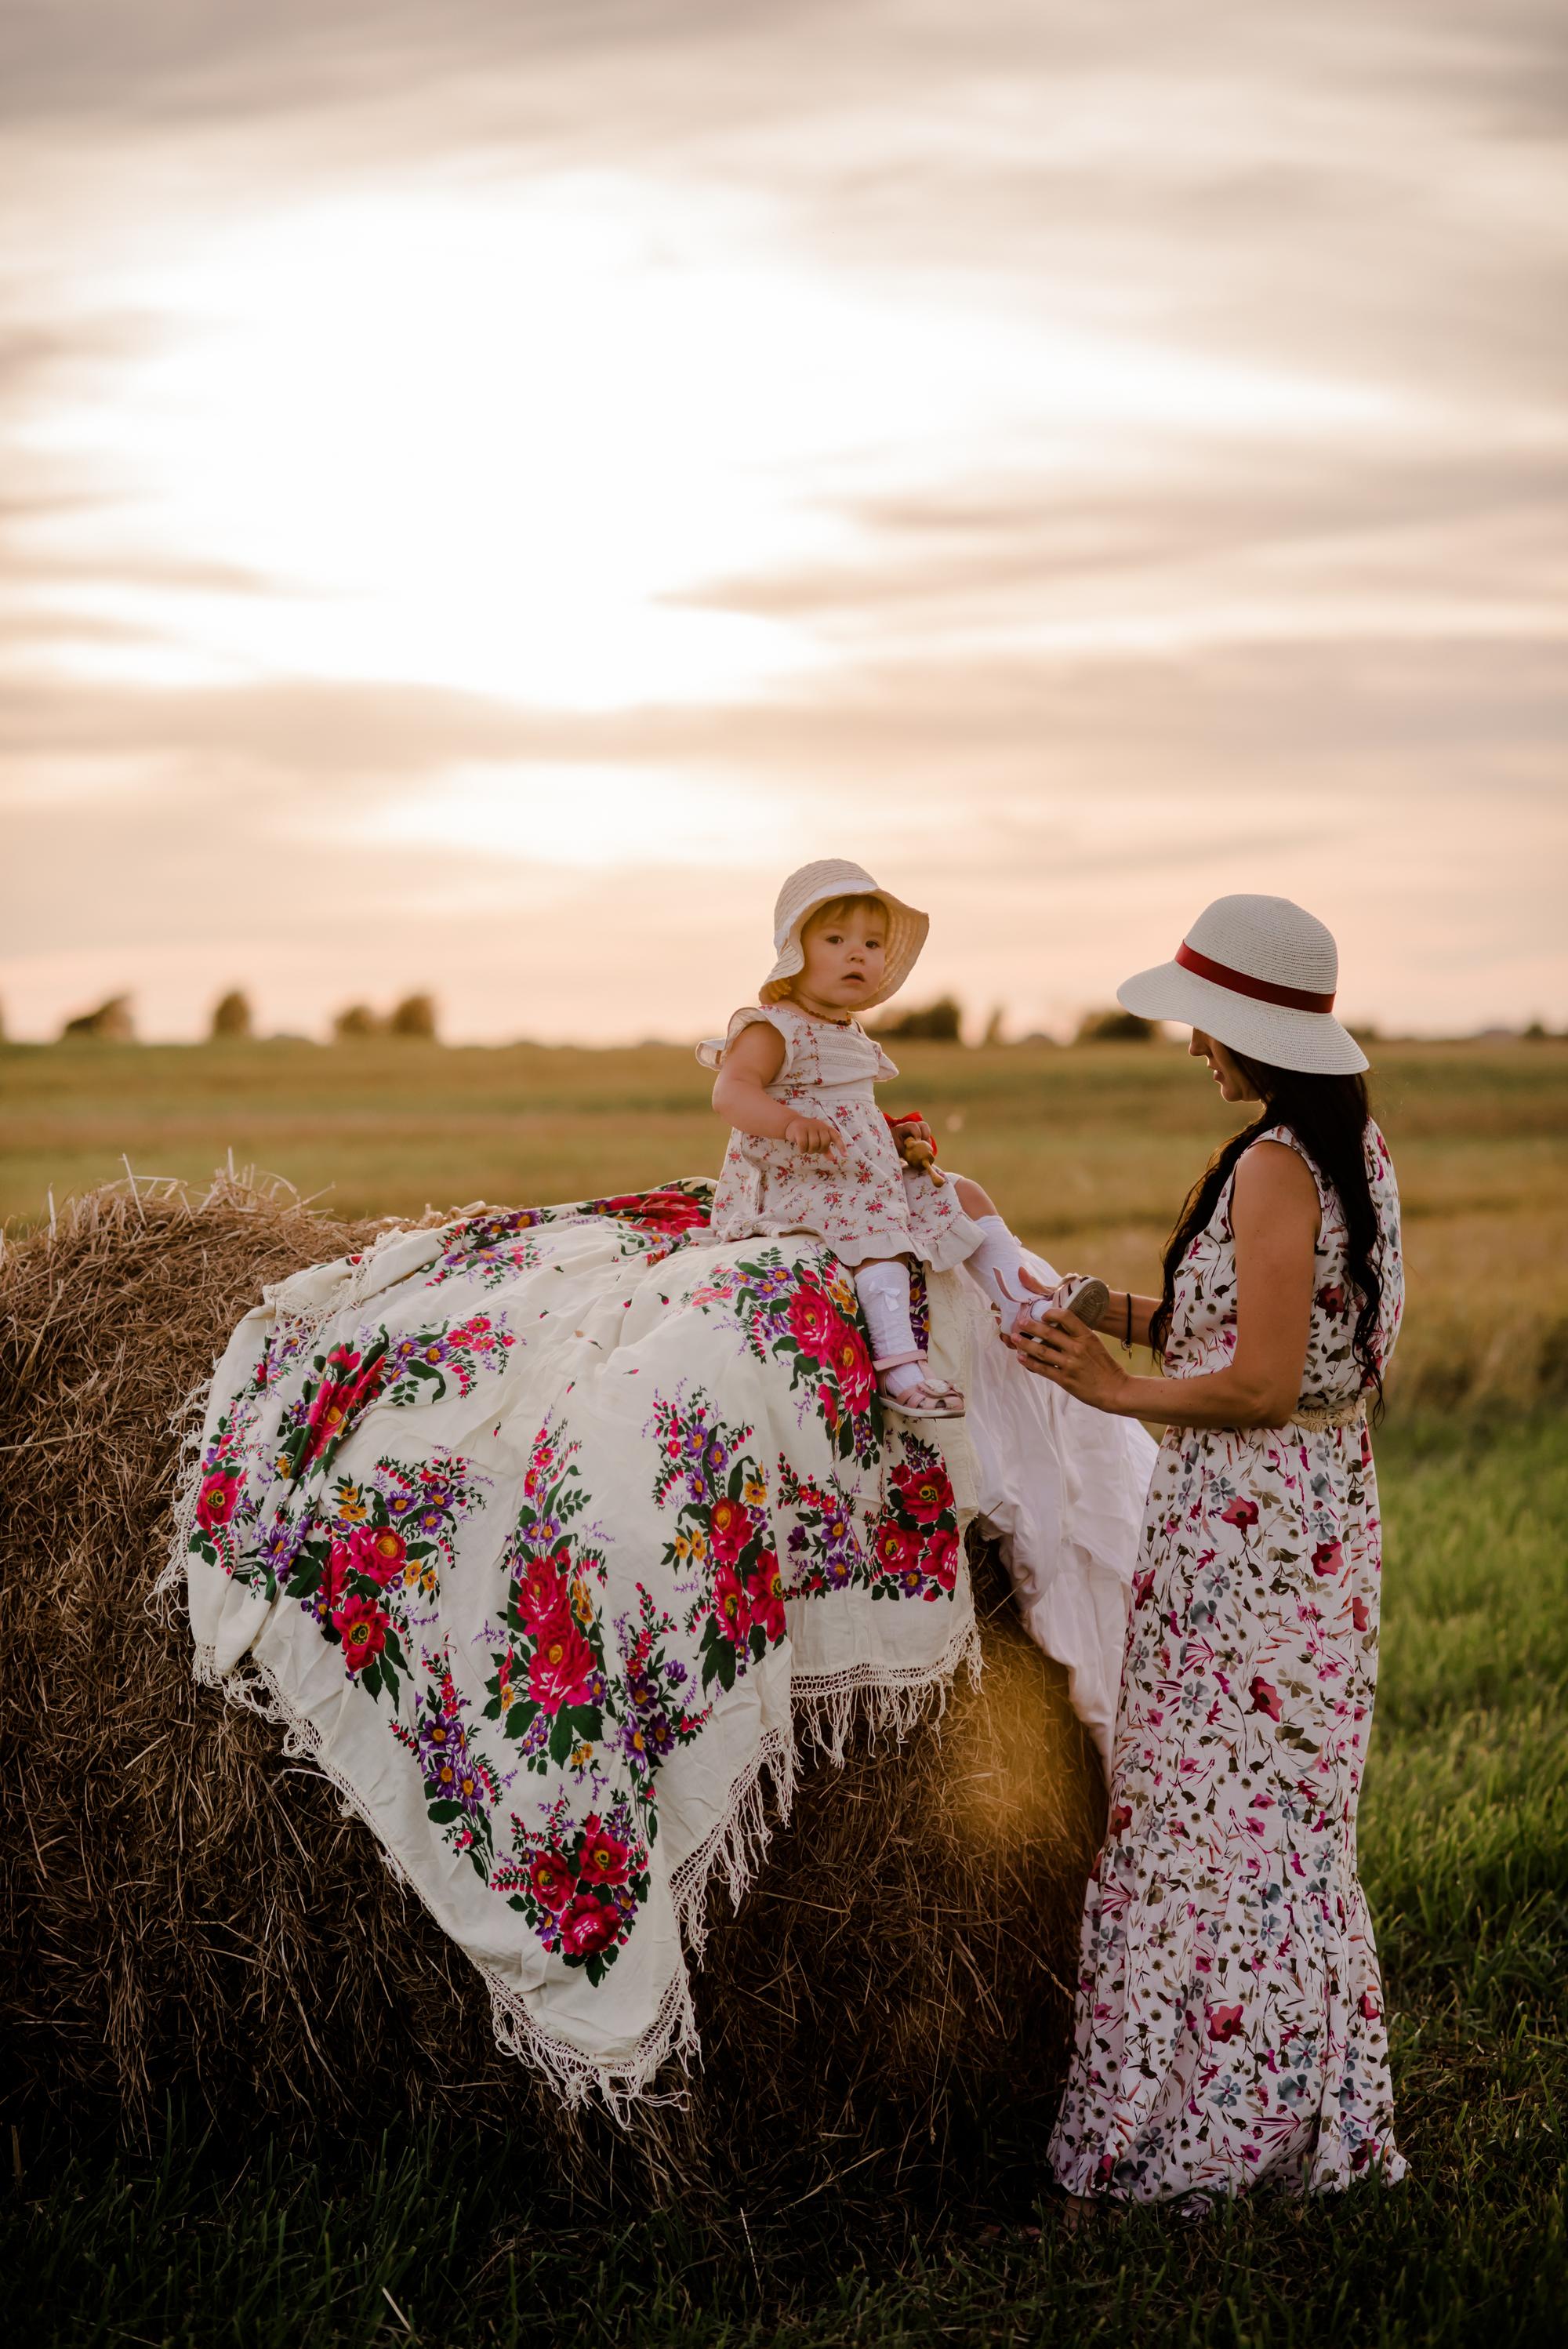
1, 0, 1564, 1039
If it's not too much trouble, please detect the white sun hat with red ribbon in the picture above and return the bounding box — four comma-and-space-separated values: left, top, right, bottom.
1117, 894, 1368, 1076
759, 858, 929, 1011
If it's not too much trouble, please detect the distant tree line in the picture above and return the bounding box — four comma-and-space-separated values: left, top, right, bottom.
332, 995, 438, 1040
42, 992, 1149, 1047
870, 997, 1158, 1045
46, 990, 441, 1043
33, 990, 1563, 1050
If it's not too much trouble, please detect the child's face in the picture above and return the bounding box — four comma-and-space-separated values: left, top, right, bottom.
797, 901, 888, 1011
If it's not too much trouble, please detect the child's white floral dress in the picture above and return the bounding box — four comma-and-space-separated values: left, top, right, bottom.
1049, 1122, 1406, 2202
698, 1004, 982, 1271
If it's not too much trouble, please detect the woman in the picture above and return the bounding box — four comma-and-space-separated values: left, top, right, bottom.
1014, 892, 1405, 2203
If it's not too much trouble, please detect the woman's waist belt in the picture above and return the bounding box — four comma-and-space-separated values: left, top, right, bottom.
1290, 1393, 1367, 1432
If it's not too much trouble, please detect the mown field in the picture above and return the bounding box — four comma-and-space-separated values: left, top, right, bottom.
3, 1037, 1566, 2344
5, 1033, 1567, 1411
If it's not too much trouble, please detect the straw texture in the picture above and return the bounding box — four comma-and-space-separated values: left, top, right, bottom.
0, 1174, 1102, 2204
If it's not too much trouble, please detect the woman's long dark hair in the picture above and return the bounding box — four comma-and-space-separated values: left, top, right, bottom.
1150, 1051, 1385, 1420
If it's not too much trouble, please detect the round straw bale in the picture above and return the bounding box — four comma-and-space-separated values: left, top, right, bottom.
0, 1178, 1103, 2202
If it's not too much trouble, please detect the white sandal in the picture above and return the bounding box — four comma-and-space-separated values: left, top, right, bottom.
1016, 1275, 1111, 1336
872, 1349, 967, 1420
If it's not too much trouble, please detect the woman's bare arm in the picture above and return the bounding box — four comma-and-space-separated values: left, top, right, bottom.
711, 1021, 841, 1156
1008, 1142, 1319, 1429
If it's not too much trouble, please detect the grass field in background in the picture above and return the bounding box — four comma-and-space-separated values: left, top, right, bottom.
3, 1037, 1565, 2341
5, 1034, 1567, 1410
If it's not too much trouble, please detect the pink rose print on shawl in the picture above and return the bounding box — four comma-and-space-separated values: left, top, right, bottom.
709, 1494, 760, 1567
826, 1319, 874, 1413
711, 1562, 750, 1645
332, 1588, 389, 1675
1220, 1497, 1259, 1532
589, 1188, 711, 1236
560, 1891, 626, 1958
691, 1247, 884, 1469
744, 1552, 787, 1644
299, 1343, 387, 1469
1207, 2004, 1245, 2044
1312, 1540, 1344, 1578
788, 1287, 840, 1363
891, 1460, 949, 1525
503, 1784, 649, 1984
529, 1850, 576, 1913
196, 1469, 241, 1531
866, 1436, 960, 1602
922, 1527, 960, 1595
648, 1391, 787, 1695
515, 1550, 570, 1628
1249, 1675, 1282, 1720
577, 1816, 630, 1887
347, 1523, 408, 1586
528, 1607, 597, 1712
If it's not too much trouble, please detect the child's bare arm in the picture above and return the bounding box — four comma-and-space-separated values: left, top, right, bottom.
711, 1022, 841, 1156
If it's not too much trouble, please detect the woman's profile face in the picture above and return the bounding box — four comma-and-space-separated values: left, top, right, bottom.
1189, 1028, 1258, 1103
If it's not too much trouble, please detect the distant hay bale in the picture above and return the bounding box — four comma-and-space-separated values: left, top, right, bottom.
209, 989, 253, 1040
869, 994, 964, 1043
60, 993, 136, 1042
0, 1178, 1102, 2202
387, 992, 438, 1039
1074, 1008, 1156, 1044
328, 997, 440, 1041
332, 1002, 381, 1040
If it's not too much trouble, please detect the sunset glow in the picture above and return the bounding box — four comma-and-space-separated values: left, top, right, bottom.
2, 2, 1564, 1042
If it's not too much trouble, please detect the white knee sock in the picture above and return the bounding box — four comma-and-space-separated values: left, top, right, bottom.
964, 1214, 1033, 1317
854, 1259, 925, 1398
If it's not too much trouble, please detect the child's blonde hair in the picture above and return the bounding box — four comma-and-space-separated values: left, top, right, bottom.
770, 893, 891, 1000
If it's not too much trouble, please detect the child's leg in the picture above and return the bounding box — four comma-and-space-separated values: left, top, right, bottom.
951, 1176, 1033, 1320
853, 1258, 925, 1400
853, 1256, 964, 1414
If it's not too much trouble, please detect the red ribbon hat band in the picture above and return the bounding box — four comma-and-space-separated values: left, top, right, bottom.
1174, 940, 1336, 1015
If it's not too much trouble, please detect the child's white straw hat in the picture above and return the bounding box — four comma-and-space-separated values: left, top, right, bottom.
1117, 894, 1368, 1076
760, 859, 928, 1011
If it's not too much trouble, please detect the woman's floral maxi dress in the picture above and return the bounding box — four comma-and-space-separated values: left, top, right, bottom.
1049, 1123, 1406, 2202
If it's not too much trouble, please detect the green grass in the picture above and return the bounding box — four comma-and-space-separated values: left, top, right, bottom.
5, 1415, 1564, 2347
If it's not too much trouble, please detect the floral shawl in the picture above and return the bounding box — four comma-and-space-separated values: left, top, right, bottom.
173, 1182, 983, 2109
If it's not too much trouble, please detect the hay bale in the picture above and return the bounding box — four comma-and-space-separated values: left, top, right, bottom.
0, 1178, 1102, 2202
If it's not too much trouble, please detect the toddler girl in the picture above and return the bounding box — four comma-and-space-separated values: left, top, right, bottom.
698, 859, 1048, 1418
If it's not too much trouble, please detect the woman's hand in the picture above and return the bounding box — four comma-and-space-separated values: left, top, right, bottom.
1006, 1308, 1133, 1412
786, 1114, 842, 1159
1007, 1266, 1090, 1338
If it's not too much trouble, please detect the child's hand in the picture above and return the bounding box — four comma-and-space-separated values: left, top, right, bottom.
786, 1115, 842, 1160
887, 1113, 936, 1166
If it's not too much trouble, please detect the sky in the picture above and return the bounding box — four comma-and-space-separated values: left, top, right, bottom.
1, 0, 1564, 1044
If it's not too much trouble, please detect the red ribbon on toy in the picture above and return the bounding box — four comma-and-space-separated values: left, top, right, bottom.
883, 1109, 936, 1159
1175, 941, 1335, 1015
